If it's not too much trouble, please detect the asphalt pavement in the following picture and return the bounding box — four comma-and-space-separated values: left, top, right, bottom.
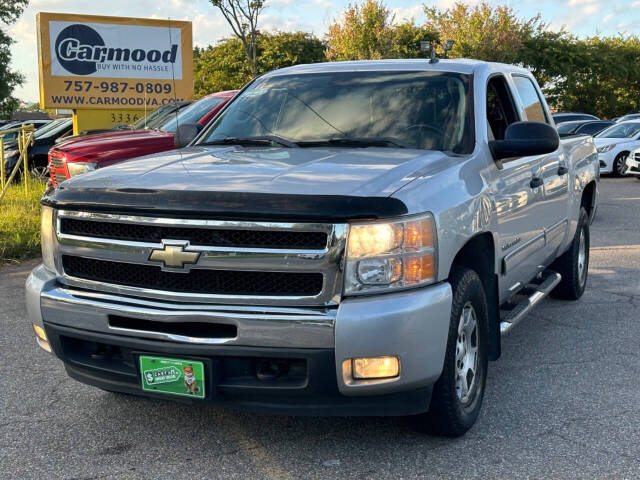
1, 177, 640, 479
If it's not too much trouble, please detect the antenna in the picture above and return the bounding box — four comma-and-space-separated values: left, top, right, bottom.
167, 18, 180, 135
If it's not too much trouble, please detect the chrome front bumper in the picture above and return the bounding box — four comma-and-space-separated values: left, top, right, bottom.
625, 156, 640, 176
26, 264, 452, 397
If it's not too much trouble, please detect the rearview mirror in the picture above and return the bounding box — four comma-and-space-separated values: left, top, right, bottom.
489, 121, 559, 163
174, 123, 203, 149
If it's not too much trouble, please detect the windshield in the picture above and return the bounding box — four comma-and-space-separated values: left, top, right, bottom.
198, 71, 474, 153
159, 97, 225, 133
35, 119, 71, 139
132, 103, 183, 130
557, 122, 580, 134
596, 122, 640, 139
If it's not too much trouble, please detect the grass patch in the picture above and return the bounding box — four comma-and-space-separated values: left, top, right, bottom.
0, 178, 47, 266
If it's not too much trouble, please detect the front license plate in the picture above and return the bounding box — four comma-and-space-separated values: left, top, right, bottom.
139, 355, 205, 399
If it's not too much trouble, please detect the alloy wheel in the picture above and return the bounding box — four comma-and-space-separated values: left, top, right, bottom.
455, 302, 478, 403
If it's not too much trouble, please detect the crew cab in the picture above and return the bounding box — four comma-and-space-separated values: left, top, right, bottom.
48, 91, 236, 185
27, 60, 598, 437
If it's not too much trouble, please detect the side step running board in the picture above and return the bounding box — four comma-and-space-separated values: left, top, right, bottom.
499, 271, 562, 335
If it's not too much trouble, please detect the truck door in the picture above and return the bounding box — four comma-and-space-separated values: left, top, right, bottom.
486, 74, 547, 301
511, 75, 569, 260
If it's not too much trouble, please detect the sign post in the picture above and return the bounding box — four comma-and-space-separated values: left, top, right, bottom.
37, 13, 193, 133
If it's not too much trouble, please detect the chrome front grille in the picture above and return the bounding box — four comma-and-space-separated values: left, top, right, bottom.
59, 217, 329, 249
54, 210, 347, 306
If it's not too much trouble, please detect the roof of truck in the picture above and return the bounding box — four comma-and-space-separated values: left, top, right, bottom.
264, 58, 531, 77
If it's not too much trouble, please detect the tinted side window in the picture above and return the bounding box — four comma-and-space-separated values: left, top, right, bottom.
486, 75, 519, 140
512, 76, 548, 124
578, 123, 609, 135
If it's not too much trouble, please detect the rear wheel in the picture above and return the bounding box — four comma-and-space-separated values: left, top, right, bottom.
551, 207, 589, 300
415, 266, 488, 437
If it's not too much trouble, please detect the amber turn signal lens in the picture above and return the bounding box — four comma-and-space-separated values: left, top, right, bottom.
33, 324, 52, 353
404, 218, 433, 250
404, 255, 435, 284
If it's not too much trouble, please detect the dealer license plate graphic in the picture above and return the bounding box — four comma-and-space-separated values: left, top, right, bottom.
139, 356, 205, 399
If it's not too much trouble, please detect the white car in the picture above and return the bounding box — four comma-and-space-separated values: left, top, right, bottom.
593, 121, 640, 176
625, 147, 640, 179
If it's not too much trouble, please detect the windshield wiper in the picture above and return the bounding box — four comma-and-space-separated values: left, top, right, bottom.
297, 137, 408, 148
202, 135, 298, 148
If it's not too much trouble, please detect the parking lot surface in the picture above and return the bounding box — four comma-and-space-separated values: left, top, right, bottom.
2, 177, 640, 479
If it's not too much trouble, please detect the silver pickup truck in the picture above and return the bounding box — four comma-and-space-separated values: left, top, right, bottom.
27, 59, 598, 436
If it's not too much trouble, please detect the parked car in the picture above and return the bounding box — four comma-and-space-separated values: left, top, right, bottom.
28, 60, 599, 437
77, 101, 192, 137
4, 118, 72, 177
48, 91, 236, 185
552, 112, 599, 124
0, 119, 51, 144
624, 147, 640, 179
557, 120, 613, 137
593, 121, 640, 176
614, 113, 640, 123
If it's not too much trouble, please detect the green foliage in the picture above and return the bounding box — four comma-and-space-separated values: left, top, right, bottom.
0, 1, 26, 119
425, 2, 546, 63
193, 32, 325, 96
425, 1, 640, 118
209, 0, 265, 77
0, 177, 46, 265
325, 0, 437, 60
198, 0, 640, 118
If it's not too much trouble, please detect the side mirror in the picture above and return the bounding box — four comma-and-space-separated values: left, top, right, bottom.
174, 123, 203, 148
489, 121, 559, 163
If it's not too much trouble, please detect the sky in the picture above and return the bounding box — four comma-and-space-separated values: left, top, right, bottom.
9, 0, 640, 103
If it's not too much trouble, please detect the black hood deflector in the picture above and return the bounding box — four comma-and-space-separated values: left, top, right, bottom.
42, 187, 408, 222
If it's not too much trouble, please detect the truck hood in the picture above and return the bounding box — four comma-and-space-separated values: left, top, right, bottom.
61, 145, 449, 197
47, 146, 454, 220
54, 129, 173, 158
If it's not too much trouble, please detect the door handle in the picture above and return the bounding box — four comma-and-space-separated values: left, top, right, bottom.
530, 177, 543, 188
558, 166, 568, 175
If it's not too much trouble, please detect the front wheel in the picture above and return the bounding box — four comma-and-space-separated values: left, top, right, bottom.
30, 164, 50, 179
613, 152, 629, 177
414, 266, 488, 437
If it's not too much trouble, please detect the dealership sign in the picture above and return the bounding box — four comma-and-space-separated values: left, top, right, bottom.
37, 13, 193, 109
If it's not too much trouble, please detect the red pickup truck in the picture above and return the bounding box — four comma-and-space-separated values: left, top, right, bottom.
49, 90, 237, 186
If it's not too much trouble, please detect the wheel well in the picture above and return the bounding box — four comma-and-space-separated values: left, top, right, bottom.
581, 181, 597, 220
449, 233, 500, 360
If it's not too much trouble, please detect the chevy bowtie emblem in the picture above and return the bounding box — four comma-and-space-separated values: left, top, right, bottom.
149, 241, 200, 270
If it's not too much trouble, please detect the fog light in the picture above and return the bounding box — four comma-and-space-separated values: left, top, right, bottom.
33, 324, 51, 353
352, 356, 399, 379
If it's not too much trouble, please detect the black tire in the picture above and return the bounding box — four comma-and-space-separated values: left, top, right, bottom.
415, 266, 489, 437
550, 207, 590, 300
612, 152, 629, 177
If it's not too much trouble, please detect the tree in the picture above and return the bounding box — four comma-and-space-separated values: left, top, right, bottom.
424, 2, 546, 63
209, 0, 264, 78
193, 32, 326, 97
325, 0, 437, 61
423, 1, 640, 118
0, 0, 27, 119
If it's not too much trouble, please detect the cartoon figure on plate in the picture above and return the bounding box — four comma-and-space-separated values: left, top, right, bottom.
183, 365, 199, 394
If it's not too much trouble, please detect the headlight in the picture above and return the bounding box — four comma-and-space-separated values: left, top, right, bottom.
67, 162, 97, 177
344, 213, 437, 295
41, 206, 57, 272
597, 144, 616, 153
